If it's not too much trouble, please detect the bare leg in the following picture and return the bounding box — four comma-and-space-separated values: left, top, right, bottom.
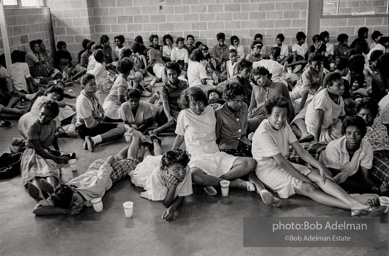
126, 134, 141, 159
100, 125, 126, 142
219, 157, 256, 180
249, 173, 282, 207
152, 137, 163, 156
151, 122, 172, 135
191, 168, 250, 189
47, 176, 58, 189
306, 170, 368, 210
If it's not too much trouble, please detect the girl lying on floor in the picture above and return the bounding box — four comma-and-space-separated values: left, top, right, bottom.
33, 131, 192, 221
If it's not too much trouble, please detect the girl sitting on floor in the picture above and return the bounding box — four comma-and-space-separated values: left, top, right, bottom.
18, 83, 76, 137
76, 74, 125, 152
21, 101, 71, 200
119, 89, 157, 133
320, 116, 376, 192
103, 58, 132, 121
356, 98, 389, 195
251, 96, 386, 216
172, 87, 256, 196
88, 50, 113, 105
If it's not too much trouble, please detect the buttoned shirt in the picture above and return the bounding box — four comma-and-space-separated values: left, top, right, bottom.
215, 102, 249, 150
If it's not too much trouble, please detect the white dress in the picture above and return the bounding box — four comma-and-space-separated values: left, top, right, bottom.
252, 120, 312, 198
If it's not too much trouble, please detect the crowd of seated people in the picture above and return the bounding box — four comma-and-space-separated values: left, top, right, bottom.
4, 27, 389, 219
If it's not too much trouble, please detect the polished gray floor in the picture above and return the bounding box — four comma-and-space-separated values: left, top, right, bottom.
0, 84, 388, 256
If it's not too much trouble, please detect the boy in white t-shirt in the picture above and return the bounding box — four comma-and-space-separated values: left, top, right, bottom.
171, 37, 189, 71
8, 50, 36, 94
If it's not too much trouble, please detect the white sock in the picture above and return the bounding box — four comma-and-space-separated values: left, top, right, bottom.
91, 135, 102, 144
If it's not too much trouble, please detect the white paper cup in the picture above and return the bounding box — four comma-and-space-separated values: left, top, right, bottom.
69, 159, 77, 172
220, 180, 230, 196
91, 198, 103, 212
124, 132, 132, 142
123, 201, 134, 218
379, 196, 389, 206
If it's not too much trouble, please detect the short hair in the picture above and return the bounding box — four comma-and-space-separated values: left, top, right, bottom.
81, 73, 95, 86
257, 66, 271, 79
251, 40, 263, 49
94, 50, 104, 63
41, 100, 60, 118
201, 45, 209, 51
100, 35, 110, 44
324, 72, 342, 87
117, 57, 133, 74
94, 44, 103, 51
120, 48, 132, 59
370, 50, 383, 62
190, 49, 204, 62
296, 31, 306, 41
270, 46, 281, 59
45, 84, 64, 101
186, 34, 194, 41
52, 184, 75, 209
371, 31, 383, 40
149, 34, 159, 43
237, 59, 252, 72
377, 53, 389, 80
276, 33, 285, 42
195, 41, 203, 49
356, 97, 379, 117
378, 36, 389, 46
229, 49, 237, 55
82, 39, 91, 50
312, 34, 321, 43
131, 42, 142, 54
29, 40, 38, 50
36, 39, 43, 45
114, 35, 125, 44
320, 31, 330, 40
230, 35, 239, 45
337, 33, 348, 43
335, 57, 349, 71
216, 32, 225, 41
56, 41, 66, 50
254, 33, 263, 40
341, 116, 367, 137
357, 27, 369, 38
176, 37, 185, 44
86, 41, 96, 51
165, 61, 181, 76
265, 96, 289, 116
11, 50, 26, 63
134, 35, 144, 45
207, 89, 221, 99
127, 88, 141, 99
310, 53, 323, 63
223, 81, 245, 101
162, 34, 173, 45
160, 149, 190, 169
179, 87, 208, 109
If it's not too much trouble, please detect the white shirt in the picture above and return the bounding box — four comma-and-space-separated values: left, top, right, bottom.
8, 62, 31, 92
274, 43, 289, 59
229, 45, 245, 60
88, 62, 109, 86
291, 43, 308, 58
175, 106, 219, 156
187, 61, 208, 87
171, 47, 189, 63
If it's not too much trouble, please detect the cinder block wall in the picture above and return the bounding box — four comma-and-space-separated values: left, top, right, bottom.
47, 0, 92, 61
0, 8, 53, 55
49, 0, 310, 59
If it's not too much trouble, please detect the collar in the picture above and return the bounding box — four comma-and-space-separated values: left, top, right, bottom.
340, 136, 362, 155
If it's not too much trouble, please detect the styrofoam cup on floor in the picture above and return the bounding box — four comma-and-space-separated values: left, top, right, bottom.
91, 197, 103, 212
220, 180, 230, 196
69, 159, 77, 172
123, 201, 134, 218
124, 132, 132, 142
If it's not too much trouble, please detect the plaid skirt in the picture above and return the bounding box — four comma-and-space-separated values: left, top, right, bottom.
88, 156, 140, 183
371, 150, 389, 184
288, 141, 327, 166
21, 148, 61, 186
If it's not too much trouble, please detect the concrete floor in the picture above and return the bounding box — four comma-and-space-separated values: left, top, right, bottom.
0, 83, 388, 256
